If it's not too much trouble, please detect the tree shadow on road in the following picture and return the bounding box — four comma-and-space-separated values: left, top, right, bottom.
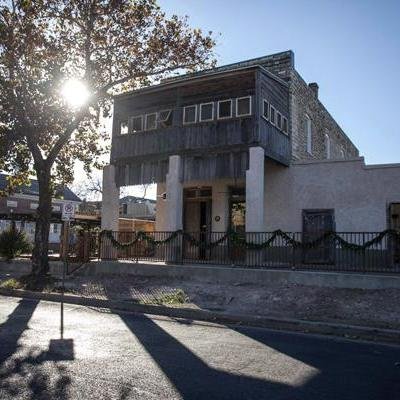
118, 312, 292, 400
0, 298, 74, 399
118, 309, 400, 400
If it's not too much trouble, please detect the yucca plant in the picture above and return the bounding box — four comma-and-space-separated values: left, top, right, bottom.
0, 228, 32, 261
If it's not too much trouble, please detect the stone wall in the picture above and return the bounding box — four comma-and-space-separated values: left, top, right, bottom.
289, 71, 359, 161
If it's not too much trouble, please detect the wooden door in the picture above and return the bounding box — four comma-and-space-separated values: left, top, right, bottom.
389, 203, 400, 264
302, 209, 335, 264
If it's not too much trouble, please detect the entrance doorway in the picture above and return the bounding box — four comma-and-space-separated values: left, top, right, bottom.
183, 187, 212, 260
389, 203, 400, 264
229, 187, 246, 261
302, 209, 335, 264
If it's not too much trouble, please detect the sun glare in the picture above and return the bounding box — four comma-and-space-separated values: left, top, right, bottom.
61, 78, 90, 108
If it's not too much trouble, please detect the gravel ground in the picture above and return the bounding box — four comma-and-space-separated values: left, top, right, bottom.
1, 271, 399, 330
59, 275, 400, 330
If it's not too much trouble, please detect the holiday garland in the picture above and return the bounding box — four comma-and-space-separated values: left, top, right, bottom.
100, 229, 400, 251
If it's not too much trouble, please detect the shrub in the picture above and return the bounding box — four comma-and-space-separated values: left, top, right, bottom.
0, 228, 32, 261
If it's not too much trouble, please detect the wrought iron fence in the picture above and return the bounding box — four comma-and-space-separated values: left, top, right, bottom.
96, 230, 400, 273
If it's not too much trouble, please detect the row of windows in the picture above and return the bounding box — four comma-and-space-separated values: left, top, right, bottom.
261, 99, 288, 134
120, 96, 253, 134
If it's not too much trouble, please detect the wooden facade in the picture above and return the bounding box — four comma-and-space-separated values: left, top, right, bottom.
111, 66, 291, 186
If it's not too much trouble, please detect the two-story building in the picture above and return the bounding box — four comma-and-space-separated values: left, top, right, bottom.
102, 50, 400, 264
0, 174, 81, 251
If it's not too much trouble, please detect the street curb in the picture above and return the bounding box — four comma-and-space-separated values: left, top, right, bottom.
1, 287, 399, 345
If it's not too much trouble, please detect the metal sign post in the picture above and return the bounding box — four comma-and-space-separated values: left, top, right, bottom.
60, 203, 75, 339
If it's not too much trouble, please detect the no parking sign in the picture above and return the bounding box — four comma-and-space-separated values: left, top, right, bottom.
61, 202, 75, 221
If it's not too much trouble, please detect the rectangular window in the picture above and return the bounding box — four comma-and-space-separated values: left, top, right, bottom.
262, 99, 269, 121
270, 105, 276, 126
282, 117, 288, 134
277, 112, 282, 130
145, 113, 157, 130
217, 99, 232, 119
306, 115, 312, 154
183, 105, 197, 124
158, 110, 173, 127
120, 120, 129, 135
131, 116, 143, 132
236, 96, 251, 117
199, 102, 214, 122
30, 203, 38, 210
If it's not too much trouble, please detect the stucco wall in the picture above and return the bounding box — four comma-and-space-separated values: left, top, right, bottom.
155, 158, 400, 233
264, 158, 400, 232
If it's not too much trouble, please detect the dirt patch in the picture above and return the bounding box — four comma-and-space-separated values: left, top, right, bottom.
51, 275, 400, 330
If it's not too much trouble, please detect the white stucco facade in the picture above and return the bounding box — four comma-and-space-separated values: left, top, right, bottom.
154, 157, 400, 233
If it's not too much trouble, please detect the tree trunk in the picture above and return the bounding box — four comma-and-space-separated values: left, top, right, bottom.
31, 169, 53, 276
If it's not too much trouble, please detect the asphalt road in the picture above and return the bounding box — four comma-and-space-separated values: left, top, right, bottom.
0, 295, 399, 399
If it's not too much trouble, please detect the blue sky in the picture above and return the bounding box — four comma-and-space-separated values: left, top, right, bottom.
160, 0, 400, 164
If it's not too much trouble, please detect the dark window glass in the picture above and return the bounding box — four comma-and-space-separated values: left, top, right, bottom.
200, 103, 213, 121
145, 113, 157, 130
183, 105, 197, 124
237, 97, 251, 116
282, 117, 288, 133
270, 106, 276, 125
131, 116, 143, 132
218, 100, 232, 119
158, 110, 173, 127
277, 112, 282, 129
262, 100, 269, 120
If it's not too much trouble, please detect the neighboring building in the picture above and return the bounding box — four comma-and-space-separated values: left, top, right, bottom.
102, 50, 400, 263
119, 196, 156, 220
0, 174, 81, 249
79, 196, 156, 221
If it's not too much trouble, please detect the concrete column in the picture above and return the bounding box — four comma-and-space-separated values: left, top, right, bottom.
164, 155, 183, 263
246, 147, 265, 232
212, 181, 229, 232
245, 147, 265, 266
101, 165, 119, 259
165, 155, 183, 231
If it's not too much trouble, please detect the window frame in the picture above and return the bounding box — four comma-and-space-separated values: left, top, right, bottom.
119, 120, 129, 135
217, 99, 233, 120
199, 102, 214, 122
282, 116, 288, 134
276, 111, 283, 130
145, 113, 157, 131
236, 96, 252, 117
131, 115, 143, 133
325, 133, 331, 159
183, 105, 197, 125
270, 105, 276, 126
158, 109, 173, 127
262, 99, 269, 121
306, 114, 312, 154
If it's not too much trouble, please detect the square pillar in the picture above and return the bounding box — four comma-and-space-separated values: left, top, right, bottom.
246, 147, 265, 266
165, 155, 183, 231
246, 147, 265, 232
101, 165, 119, 259
165, 155, 183, 263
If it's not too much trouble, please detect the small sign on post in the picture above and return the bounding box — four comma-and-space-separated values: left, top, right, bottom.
62, 202, 75, 221
61, 202, 75, 339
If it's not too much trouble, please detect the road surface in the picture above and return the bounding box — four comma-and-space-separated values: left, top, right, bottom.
0, 295, 399, 399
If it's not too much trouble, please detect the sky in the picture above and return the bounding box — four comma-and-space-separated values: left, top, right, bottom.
76, 0, 400, 200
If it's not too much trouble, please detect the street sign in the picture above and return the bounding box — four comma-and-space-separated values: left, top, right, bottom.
61, 202, 75, 221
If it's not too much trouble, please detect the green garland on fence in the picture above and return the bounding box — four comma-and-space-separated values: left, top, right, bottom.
100, 228, 400, 251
